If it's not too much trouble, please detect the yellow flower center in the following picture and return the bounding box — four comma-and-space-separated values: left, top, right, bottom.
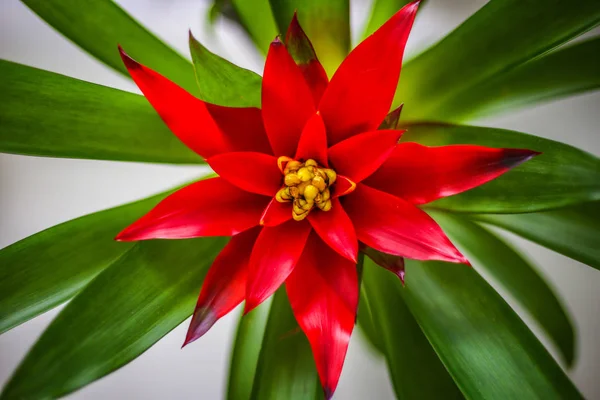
276, 157, 337, 221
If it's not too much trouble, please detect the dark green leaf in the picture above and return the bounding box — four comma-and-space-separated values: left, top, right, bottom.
401, 260, 582, 399
473, 201, 600, 271
230, 0, 279, 54
1, 237, 227, 399
0, 184, 181, 334
0, 60, 201, 163
432, 36, 600, 122
189, 33, 262, 107
431, 211, 575, 366
362, 0, 413, 39
250, 288, 322, 400
21, 0, 198, 94
361, 260, 463, 399
401, 123, 600, 213
268, 0, 350, 76
396, 0, 600, 120
228, 302, 272, 400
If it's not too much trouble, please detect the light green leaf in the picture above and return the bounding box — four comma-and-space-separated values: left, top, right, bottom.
361, 260, 463, 399
231, 0, 279, 54
0, 60, 201, 163
401, 260, 582, 399
472, 201, 600, 271
431, 211, 575, 366
227, 302, 272, 400
268, 0, 350, 76
401, 123, 600, 213
250, 288, 322, 400
0, 184, 181, 334
362, 0, 413, 39
0, 236, 227, 399
432, 36, 600, 122
21, 0, 198, 94
189, 33, 262, 107
396, 0, 600, 120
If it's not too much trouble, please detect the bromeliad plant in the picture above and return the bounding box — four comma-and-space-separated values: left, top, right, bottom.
1, 0, 599, 399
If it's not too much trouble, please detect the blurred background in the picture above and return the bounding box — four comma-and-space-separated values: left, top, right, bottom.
1, 0, 598, 398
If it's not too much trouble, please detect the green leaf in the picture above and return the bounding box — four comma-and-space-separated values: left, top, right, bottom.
431, 211, 575, 366
268, 0, 350, 76
1, 237, 227, 399
227, 302, 272, 400
0, 184, 181, 334
189, 33, 262, 107
250, 288, 322, 400
431, 36, 600, 122
361, 260, 463, 399
230, 0, 279, 54
472, 201, 600, 271
356, 286, 385, 354
362, 0, 413, 39
401, 123, 600, 213
0, 60, 201, 163
401, 260, 582, 399
396, 0, 600, 120
21, 0, 198, 94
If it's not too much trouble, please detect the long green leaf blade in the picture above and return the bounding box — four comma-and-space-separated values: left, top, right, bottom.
231, 0, 279, 54
268, 0, 350, 76
0, 60, 200, 164
401, 123, 600, 213
361, 261, 463, 399
21, 0, 198, 94
228, 302, 272, 400
189, 33, 262, 107
473, 201, 600, 271
0, 184, 180, 334
431, 211, 575, 366
401, 261, 582, 399
1, 237, 227, 399
396, 0, 600, 120
250, 289, 322, 400
433, 36, 600, 122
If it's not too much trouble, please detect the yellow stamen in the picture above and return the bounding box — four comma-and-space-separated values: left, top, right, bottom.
284, 174, 301, 186
277, 156, 294, 173
276, 157, 339, 220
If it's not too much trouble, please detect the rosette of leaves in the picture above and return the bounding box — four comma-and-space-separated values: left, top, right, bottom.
1, 0, 599, 399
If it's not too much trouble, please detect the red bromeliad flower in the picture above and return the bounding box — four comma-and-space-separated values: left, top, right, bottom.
116, 1, 538, 397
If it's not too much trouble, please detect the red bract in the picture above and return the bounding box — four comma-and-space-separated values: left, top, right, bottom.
116, 1, 538, 397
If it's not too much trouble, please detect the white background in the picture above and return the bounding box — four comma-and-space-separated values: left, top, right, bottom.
1, 0, 599, 398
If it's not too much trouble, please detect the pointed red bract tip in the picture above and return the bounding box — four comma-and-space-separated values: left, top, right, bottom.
117, 45, 141, 71
324, 386, 334, 400
398, 269, 406, 285
379, 104, 404, 130
287, 11, 305, 41
272, 35, 283, 45
501, 149, 542, 169
409, 0, 421, 9
114, 228, 136, 242
182, 307, 218, 348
